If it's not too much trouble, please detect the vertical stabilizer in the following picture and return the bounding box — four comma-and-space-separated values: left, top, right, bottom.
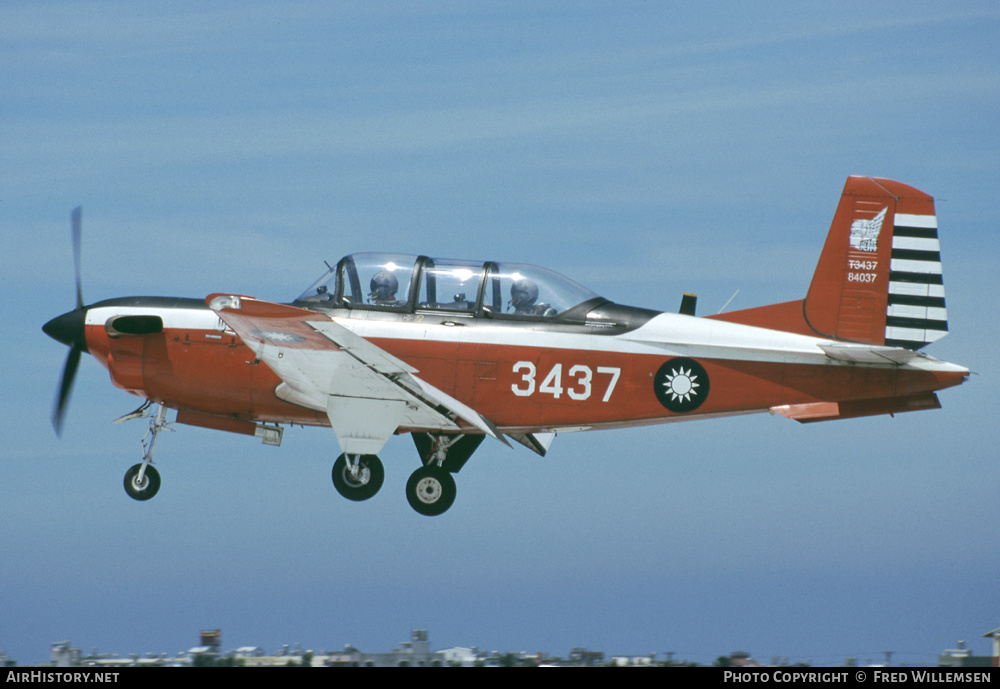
803, 176, 948, 349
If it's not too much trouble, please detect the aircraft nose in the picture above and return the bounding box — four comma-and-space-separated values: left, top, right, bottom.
43, 308, 88, 351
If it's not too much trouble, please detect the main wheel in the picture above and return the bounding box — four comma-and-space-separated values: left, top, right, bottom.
405, 466, 456, 516
124, 464, 160, 501
332, 453, 384, 501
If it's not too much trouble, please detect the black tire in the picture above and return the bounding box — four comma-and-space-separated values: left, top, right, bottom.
124, 464, 160, 501
405, 466, 456, 516
332, 453, 384, 501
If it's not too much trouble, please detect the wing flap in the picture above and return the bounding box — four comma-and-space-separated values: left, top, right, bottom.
508, 432, 556, 456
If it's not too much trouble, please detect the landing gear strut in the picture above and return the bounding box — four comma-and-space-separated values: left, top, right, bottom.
404, 433, 484, 516
332, 453, 384, 501
121, 402, 168, 501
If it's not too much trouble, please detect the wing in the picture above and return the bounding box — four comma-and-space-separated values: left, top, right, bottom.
207, 294, 506, 455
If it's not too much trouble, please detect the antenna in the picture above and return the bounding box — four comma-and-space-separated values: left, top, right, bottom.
717, 289, 739, 314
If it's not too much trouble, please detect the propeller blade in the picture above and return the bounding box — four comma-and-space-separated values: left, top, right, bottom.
53, 343, 82, 436
49, 206, 87, 435
71, 206, 83, 310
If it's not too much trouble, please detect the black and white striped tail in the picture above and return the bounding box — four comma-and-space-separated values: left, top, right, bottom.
885, 213, 948, 350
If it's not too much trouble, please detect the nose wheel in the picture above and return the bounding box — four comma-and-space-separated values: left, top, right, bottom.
405, 465, 456, 516
124, 463, 161, 501
332, 453, 384, 501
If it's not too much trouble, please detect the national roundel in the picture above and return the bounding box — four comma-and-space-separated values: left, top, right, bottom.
653, 358, 710, 413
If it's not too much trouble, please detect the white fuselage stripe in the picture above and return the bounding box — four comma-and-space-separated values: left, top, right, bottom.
86, 305, 222, 330
335, 312, 834, 361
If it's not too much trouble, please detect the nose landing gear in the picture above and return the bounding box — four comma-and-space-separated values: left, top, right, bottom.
119, 402, 168, 501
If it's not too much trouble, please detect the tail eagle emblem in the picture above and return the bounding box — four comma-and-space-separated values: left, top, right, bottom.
848, 207, 887, 252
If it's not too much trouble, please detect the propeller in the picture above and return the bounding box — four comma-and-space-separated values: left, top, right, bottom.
44, 206, 88, 436
72, 205, 83, 310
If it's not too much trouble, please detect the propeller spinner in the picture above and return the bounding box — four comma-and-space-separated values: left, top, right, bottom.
43, 206, 89, 435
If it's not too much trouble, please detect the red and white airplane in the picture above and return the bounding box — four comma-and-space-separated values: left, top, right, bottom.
44, 176, 968, 515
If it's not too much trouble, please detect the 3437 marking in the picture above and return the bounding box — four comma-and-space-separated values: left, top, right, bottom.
511, 362, 621, 401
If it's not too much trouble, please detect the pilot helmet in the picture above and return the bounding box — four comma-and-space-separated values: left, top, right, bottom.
370, 271, 399, 302
510, 278, 539, 310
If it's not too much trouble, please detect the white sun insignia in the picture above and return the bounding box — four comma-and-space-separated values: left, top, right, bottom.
663, 367, 701, 402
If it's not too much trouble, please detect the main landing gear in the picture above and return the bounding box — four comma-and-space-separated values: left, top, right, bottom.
405, 464, 456, 517
331, 453, 385, 501
405, 432, 484, 517
327, 433, 485, 516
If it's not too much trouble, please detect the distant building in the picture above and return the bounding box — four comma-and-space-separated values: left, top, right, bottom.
199, 630, 221, 653
568, 647, 604, 666
354, 629, 445, 667
938, 634, 997, 668
438, 646, 481, 667
50, 642, 81, 667
324, 645, 363, 667
232, 646, 265, 658
729, 651, 761, 667
984, 627, 1000, 668
610, 654, 657, 667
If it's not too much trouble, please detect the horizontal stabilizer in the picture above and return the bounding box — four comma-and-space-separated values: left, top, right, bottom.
771, 392, 940, 423
818, 343, 918, 365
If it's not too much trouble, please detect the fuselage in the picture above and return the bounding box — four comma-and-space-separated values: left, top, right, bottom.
75, 295, 968, 434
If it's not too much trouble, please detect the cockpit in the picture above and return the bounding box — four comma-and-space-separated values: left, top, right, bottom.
294, 253, 604, 320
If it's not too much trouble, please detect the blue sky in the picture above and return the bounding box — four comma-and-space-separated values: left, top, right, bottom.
2, 2, 998, 666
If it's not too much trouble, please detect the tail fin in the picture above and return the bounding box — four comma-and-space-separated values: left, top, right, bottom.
712, 176, 949, 349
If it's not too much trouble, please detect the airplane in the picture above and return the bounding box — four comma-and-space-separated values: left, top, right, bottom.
43, 176, 969, 516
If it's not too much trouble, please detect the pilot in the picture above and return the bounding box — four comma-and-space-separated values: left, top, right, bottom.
369, 271, 401, 306
510, 278, 556, 317
510, 278, 538, 313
